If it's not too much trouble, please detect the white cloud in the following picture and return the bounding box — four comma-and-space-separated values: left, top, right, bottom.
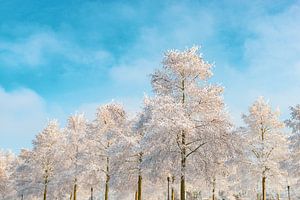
0, 87, 48, 151
0, 32, 61, 67
0, 31, 113, 68
219, 4, 300, 125
109, 59, 154, 84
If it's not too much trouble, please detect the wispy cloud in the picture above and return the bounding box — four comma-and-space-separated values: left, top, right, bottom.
0, 31, 113, 69
221, 2, 300, 123
0, 87, 47, 150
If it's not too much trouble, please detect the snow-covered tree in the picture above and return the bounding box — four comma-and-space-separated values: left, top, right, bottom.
87, 102, 128, 200
12, 149, 38, 199
29, 119, 63, 200
9, 120, 64, 200
111, 101, 158, 200
242, 97, 289, 200
64, 113, 87, 200
285, 104, 300, 198
0, 150, 15, 200
148, 46, 232, 200
226, 128, 259, 200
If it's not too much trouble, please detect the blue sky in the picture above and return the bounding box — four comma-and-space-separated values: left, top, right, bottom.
1, 0, 300, 152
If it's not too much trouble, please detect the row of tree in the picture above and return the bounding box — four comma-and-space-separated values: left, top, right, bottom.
0, 47, 299, 200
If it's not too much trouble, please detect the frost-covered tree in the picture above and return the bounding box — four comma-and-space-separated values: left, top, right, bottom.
242, 97, 288, 200
11, 149, 37, 199
87, 102, 127, 200
111, 101, 156, 200
64, 113, 87, 200
226, 128, 259, 200
9, 121, 63, 200
30, 120, 63, 200
149, 46, 232, 200
0, 150, 15, 200
285, 104, 300, 198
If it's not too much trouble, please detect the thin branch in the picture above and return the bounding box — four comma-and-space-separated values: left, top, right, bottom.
186, 142, 207, 158
186, 138, 204, 146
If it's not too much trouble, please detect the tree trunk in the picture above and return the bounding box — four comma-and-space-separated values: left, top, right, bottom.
105, 174, 109, 200
262, 176, 266, 200
21, 194, 24, 200
105, 157, 110, 200
138, 174, 142, 200
73, 178, 77, 200
91, 187, 93, 200
171, 188, 175, 200
180, 79, 186, 200
137, 152, 142, 200
171, 176, 175, 200
69, 192, 72, 200
167, 176, 170, 200
212, 177, 216, 200
43, 182, 48, 200
287, 185, 291, 200
135, 191, 138, 200
180, 130, 186, 200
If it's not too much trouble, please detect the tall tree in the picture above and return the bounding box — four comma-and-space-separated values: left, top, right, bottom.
87, 102, 127, 200
285, 104, 300, 197
111, 102, 154, 200
31, 120, 63, 200
149, 46, 231, 200
64, 113, 87, 200
12, 149, 38, 199
0, 150, 15, 200
11, 121, 64, 200
242, 97, 288, 200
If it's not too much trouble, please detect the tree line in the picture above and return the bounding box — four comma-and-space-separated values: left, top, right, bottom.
0, 46, 299, 200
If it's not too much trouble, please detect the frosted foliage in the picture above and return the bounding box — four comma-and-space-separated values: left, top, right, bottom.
89, 102, 127, 151
151, 46, 213, 97
10, 120, 64, 199
0, 150, 15, 199
286, 105, 300, 134
61, 113, 88, 199
163, 46, 212, 79
146, 46, 233, 192
286, 105, 300, 190
243, 97, 284, 134
95, 103, 126, 138
32, 120, 62, 181
86, 102, 129, 194
242, 97, 288, 187
67, 113, 86, 136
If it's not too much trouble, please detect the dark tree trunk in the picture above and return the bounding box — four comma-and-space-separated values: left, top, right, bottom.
105, 156, 110, 200
73, 178, 77, 200
167, 176, 170, 200
262, 176, 266, 200
212, 177, 216, 200
180, 79, 186, 200
43, 183, 47, 200
180, 130, 186, 200
138, 175, 142, 200
137, 152, 143, 200
90, 187, 93, 200
287, 185, 291, 200
171, 176, 175, 200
